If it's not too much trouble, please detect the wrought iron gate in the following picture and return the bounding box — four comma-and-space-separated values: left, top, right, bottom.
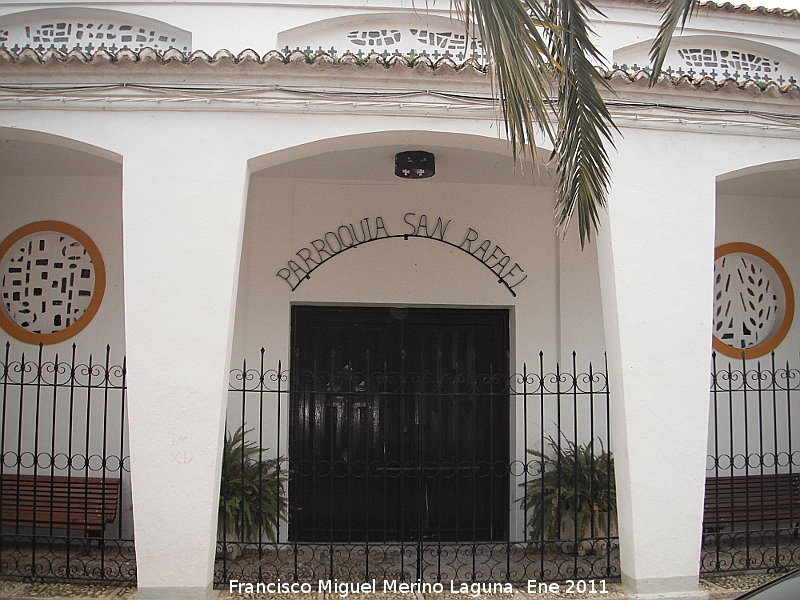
217, 333, 617, 584
0, 343, 135, 583
703, 351, 800, 574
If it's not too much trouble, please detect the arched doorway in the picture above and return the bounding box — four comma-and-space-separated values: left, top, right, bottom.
0, 128, 133, 583
703, 160, 800, 575
219, 130, 613, 584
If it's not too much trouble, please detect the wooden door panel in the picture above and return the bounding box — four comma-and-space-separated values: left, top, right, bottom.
289, 306, 508, 542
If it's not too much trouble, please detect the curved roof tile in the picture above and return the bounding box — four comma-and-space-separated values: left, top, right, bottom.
607, 68, 800, 98
629, 0, 800, 19
695, 0, 799, 18
1, 47, 798, 98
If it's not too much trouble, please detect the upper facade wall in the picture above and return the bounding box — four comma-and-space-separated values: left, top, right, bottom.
594, 1, 800, 64
615, 34, 800, 84
3, 0, 800, 77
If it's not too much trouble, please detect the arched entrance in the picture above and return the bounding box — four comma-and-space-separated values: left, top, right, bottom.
218, 131, 614, 584
703, 159, 800, 574
0, 128, 133, 583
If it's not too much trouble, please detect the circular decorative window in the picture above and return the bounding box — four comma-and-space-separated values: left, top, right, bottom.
713, 242, 794, 359
0, 221, 105, 345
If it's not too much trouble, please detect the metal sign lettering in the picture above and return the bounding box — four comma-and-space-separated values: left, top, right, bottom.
277, 213, 528, 296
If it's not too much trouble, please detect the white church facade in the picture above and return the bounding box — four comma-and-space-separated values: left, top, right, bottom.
1, 1, 800, 598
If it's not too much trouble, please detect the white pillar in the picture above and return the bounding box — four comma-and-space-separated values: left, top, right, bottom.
597, 127, 716, 597
120, 122, 249, 599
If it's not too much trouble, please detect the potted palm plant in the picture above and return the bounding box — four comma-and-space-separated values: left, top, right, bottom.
520, 434, 616, 555
218, 425, 287, 556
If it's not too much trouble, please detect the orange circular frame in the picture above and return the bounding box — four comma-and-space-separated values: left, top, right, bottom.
0, 221, 106, 345
713, 242, 794, 359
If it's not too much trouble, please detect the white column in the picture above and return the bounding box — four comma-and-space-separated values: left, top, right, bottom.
119, 123, 249, 599
597, 127, 716, 597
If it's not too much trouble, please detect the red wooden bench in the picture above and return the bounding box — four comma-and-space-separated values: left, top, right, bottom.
704, 474, 800, 531
1, 473, 120, 535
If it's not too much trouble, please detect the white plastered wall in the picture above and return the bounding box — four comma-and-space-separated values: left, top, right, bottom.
2, 22, 796, 591
0, 135, 126, 355
0, 108, 607, 596
597, 121, 800, 595
232, 132, 608, 372
5, 0, 800, 83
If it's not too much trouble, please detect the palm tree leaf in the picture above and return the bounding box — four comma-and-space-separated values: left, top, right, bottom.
649, 0, 700, 85
545, 0, 616, 246
453, 0, 558, 159
454, 0, 616, 247
448, 0, 694, 245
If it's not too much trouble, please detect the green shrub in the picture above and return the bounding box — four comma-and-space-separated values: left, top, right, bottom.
520, 435, 616, 541
218, 425, 287, 542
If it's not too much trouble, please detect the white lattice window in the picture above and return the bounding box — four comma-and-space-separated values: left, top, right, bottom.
0, 222, 105, 345
713, 243, 794, 359
409, 29, 469, 51
329, 26, 479, 58
677, 48, 779, 75
344, 26, 474, 52
613, 35, 800, 85
278, 14, 485, 62
346, 29, 402, 47
0, 8, 191, 53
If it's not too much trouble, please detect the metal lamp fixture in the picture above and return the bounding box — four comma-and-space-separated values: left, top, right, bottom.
395, 151, 435, 179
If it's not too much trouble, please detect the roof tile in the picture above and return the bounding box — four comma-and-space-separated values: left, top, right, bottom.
1, 47, 798, 98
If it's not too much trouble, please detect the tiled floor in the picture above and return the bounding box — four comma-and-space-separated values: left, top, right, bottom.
0, 574, 781, 600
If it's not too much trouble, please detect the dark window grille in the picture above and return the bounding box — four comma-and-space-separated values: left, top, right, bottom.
703, 351, 800, 574
0, 342, 135, 583
216, 350, 618, 585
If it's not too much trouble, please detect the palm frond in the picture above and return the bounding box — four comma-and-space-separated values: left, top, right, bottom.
452, 0, 557, 159
648, 0, 700, 85
544, 0, 616, 246
453, 0, 616, 247
451, 0, 696, 243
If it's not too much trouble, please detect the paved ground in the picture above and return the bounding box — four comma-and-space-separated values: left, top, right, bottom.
0, 573, 784, 600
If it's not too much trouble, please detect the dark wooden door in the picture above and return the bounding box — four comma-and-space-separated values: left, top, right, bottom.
289, 306, 509, 542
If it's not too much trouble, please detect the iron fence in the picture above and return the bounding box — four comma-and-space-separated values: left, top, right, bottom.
216, 350, 618, 585
703, 351, 800, 574
0, 342, 135, 582
6, 339, 796, 583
